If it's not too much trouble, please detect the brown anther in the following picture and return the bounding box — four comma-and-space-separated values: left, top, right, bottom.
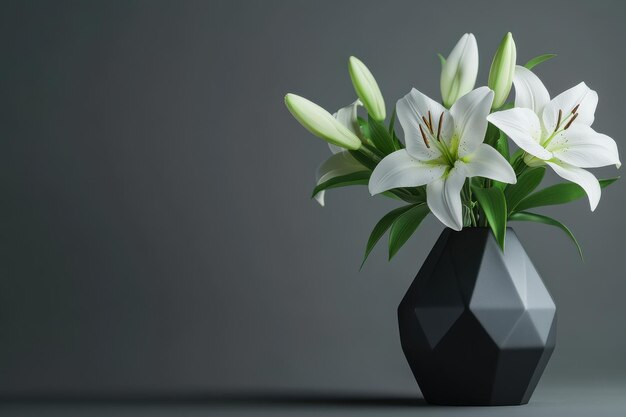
419, 124, 430, 148
554, 109, 562, 132
571, 104, 580, 114
422, 116, 430, 131
422, 116, 433, 134
428, 111, 433, 133
563, 112, 579, 130
436, 112, 444, 140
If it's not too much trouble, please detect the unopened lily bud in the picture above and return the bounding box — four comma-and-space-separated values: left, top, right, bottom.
348, 56, 386, 121
284, 93, 362, 150
488, 32, 517, 109
440, 33, 479, 108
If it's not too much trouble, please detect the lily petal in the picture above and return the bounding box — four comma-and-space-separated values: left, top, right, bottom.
513, 65, 550, 115
368, 150, 447, 195
465, 144, 517, 183
546, 124, 621, 169
546, 161, 601, 211
329, 100, 362, 154
426, 162, 467, 231
542, 82, 598, 132
397, 88, 450, 160
327, 143, 345, 154
314, 152, 364, 206
487, 108, 553, 160
333, 99, 362, 138
450, 86, 494, 157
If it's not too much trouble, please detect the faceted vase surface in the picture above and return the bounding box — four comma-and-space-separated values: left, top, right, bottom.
398, 228, 556, 406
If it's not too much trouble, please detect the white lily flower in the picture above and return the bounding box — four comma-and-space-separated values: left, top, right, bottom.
487, 66, 621, 211
314, 100, 366, 206
440, 33, 479, 108
369, 87, 516, 230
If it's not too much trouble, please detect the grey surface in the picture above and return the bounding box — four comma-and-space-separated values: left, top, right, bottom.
2, 381, 626, 416
1, 0, 626, 407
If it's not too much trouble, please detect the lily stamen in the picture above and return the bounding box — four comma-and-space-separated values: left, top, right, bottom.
488, 64, 621, 214
563, 112, 579, 130
422, 116, 432, 133
554, 109, 562, 133
418, 116, 455, 166
428, 111, 433, 133
437, 112, 444, 140
419, 124, 430, 148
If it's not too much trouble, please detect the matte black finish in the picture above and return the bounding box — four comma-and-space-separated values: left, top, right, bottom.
398, 228, 556, 406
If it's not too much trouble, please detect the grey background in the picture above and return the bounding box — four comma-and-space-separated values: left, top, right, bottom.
1, 0, 625, 409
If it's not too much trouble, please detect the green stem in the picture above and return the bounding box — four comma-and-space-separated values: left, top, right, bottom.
512, 152, 528, 174
468, 185, 478, 227
461, 181, 478, 227
478, 206, 485, 227
517, 162, 529, 176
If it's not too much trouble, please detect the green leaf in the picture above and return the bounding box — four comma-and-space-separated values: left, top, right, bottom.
388, 106, 397, 135
514, 177, 619, 212
360, 204, 415, 268
510, 149, 524, 165
472, 186, 507, 250
437, 53, 446, 67
509, 149, 526, 177
381, 191, 403, 201
388, 204, 430, 260
484, 122, 501, 147
391, 129, 404, 150
348, 150, 377, 171
492, 130, 511, 190
357, 116, 370, 134
470, 177, 485, 189
524, 54, 556, 70
311, 171, 371, 198
505, 167, 545, 214
388, 107, 402, 151
368, 116, 396, 155
509, 211, 583, 260
394, 186, 427, 204
495, 130, 510, 160
394, 191, 426, 204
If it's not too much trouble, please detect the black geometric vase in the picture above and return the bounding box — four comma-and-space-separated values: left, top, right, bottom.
398, 228, 556, 406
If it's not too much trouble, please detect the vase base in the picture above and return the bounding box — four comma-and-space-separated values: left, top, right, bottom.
424, 397, 530, 406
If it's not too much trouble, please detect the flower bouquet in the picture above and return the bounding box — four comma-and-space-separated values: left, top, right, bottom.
285, 33, 619, 261
284, 33, 620, 405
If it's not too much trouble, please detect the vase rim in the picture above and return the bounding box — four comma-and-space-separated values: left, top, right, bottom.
446, 226, 516, 231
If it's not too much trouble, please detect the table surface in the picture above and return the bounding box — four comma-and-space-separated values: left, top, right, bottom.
3, 381, 625, 417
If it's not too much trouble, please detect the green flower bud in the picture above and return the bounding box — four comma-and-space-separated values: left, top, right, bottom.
348, 56, 386, 121
284, 93, 361, 150
488, 32, 517, 109
440, 33, 479, 108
